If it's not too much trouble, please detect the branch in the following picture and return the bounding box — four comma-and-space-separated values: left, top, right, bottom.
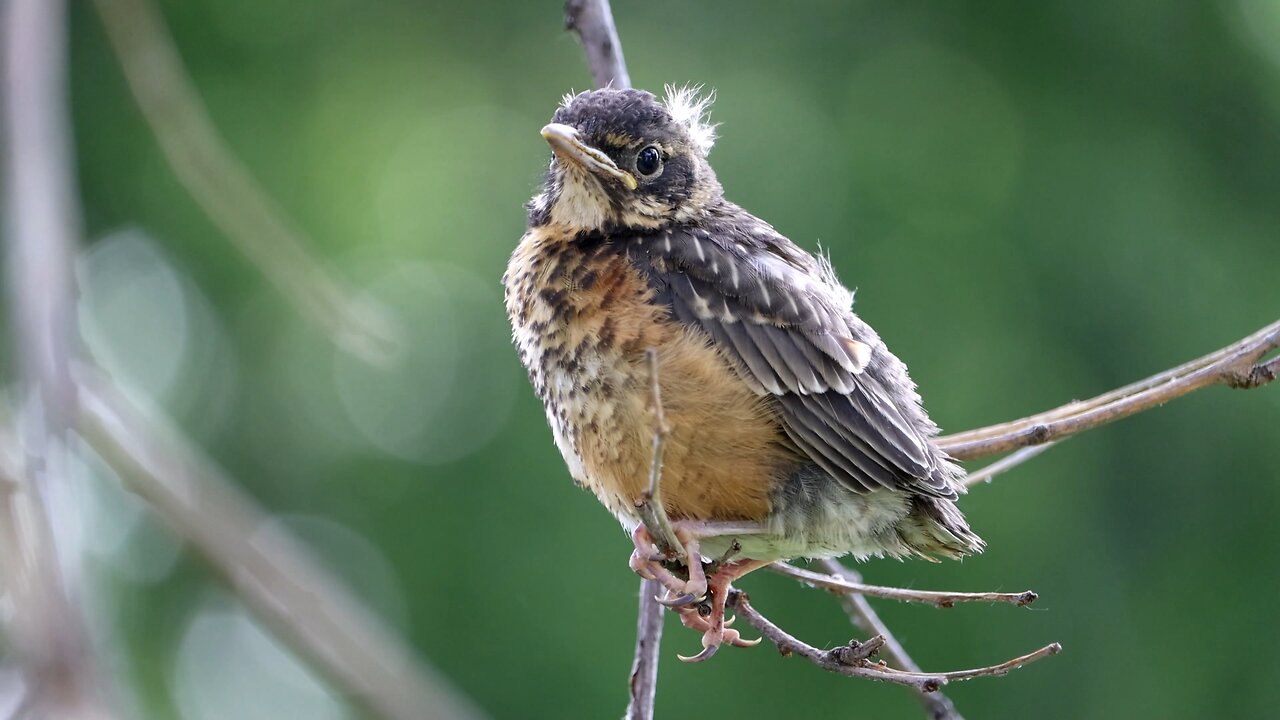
624, 579, 664, 720
564, 0, 631, 89
73, 367, 485, 720
2, 0, 114, 714
770, 563, 1037, 608
962, 443, 1057, 490
815, 560, 962, 720
90, 0, 399, 366
557, 8, 671, 719
939, 319, 1280, 461
637, 349, 682, 558
730, 591, 1060, 691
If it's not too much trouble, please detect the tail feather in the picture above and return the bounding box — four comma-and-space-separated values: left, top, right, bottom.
898, 496, 985, 560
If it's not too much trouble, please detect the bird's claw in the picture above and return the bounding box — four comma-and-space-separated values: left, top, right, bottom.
674, 624, 758, 661
656, 592, 701, 608
677, 642, 720, 663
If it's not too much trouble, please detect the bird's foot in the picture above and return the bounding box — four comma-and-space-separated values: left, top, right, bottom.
629, 525, 707, 607
673, 600, 760, 662
673, 559, 769, 663
629, 526, 770, 662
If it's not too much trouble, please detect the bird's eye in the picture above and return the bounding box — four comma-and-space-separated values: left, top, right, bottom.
635, 146, 662, 177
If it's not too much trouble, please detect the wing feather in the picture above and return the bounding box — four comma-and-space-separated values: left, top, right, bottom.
628, 220, 959, 500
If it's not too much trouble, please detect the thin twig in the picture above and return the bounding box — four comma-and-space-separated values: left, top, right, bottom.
770, 563, 1037, 608
564, 0, 631, 89
2, 0, 114, 715
90, 0, 399, 365
637, 349, 682, 558
624, 579, 664, 720
961, 443, 1057, 490
730, 591, 1060, 690
559, 9, 667, 720
815, 560, 963, 720
73, 367, 486, 720
939, 320, 1280, 461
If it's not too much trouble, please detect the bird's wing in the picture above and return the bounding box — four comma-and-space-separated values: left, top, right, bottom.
626, 223, 959, 499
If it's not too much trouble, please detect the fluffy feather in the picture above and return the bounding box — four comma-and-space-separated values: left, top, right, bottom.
662, 84, 718, 156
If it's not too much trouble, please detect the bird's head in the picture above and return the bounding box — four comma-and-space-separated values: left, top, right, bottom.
528, 86, 722, 232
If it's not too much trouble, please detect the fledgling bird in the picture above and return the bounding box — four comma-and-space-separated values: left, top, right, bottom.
503, 86, 982, 661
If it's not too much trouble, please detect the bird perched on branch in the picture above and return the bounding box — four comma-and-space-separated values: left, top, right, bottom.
504, 86, 982, 661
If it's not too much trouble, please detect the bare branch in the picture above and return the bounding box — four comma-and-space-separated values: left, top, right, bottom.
770, 563, 1037, 608
925, 644, 1064, 682
558, 7, 666, 718
624, 579, 664, 720
90, 0, 399, 365
73, 367, 485, 720
637, 349, 682, 558
962, 443, 1057, 490
1228, 353, 1280, 389
622, 352, 686, 718
940, 319, 1280, 461
2, 0, 114, 714
730, 591, 1060, 691
564, 0, 631, 89
815, 560, 963, 720
731, 591, 939, 692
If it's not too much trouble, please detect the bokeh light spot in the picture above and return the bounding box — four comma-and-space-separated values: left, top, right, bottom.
78, 229, 190, 402
331, 260, 517, 465
173, 600, 348, 720
78, 228, 238, 435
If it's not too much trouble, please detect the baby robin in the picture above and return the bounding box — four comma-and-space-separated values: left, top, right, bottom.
503, 87, 982, 662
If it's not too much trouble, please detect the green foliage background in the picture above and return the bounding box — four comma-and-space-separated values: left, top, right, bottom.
68, 0, 1280, 717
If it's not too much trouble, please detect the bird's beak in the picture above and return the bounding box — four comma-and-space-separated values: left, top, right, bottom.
541, 123, 638, 191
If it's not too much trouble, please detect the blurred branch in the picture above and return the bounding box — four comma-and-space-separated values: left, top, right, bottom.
74, 368, 486, 720
0, 446, 111, 720
814, 559, 962, 720
91, 0, 399, 365
565, 0, 631, 89
770, 563, 1037, 608
939, 319, 1280, 461
1, 0, 114, 715
729, 590, 1060, 691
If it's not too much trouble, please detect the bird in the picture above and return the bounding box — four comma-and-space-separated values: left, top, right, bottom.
503, 86, 983, 662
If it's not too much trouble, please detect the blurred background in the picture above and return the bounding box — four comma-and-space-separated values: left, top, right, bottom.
17, 0, 1280, 717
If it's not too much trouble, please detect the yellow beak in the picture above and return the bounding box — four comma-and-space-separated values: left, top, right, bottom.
540, 123, 638, 191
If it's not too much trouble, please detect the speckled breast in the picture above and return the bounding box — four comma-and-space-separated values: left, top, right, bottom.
503, 229, 791, 527
503, 230, 664, 520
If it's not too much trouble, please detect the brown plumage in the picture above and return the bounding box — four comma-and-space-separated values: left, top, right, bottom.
504, 87, 982, 660
505, 228, 793, 524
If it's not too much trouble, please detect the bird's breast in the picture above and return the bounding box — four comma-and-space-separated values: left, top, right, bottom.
504, 229, 795, 526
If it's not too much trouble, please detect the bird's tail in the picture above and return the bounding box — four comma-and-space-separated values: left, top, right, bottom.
899, 496, 985, 561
